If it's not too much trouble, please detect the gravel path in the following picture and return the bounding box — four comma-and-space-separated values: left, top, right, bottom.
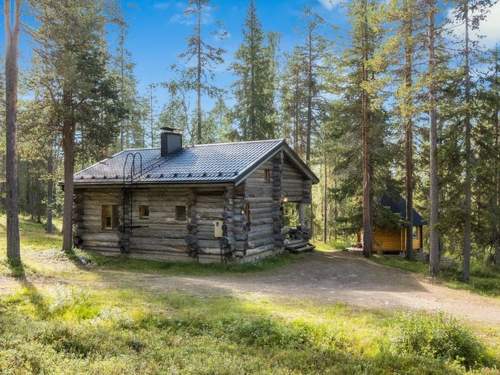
136, 251, 500, 324
2, 251, 499, 324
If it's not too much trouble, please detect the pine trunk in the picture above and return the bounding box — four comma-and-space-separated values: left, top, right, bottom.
494, 47, 500, 268
361, 0, 373, 257
463, 0, 472, 282
4, 0, 21, 265
62, 87, 75, 252
404, 0, 414, 260
323, 153, 328, 243
428, 0, 440, 276
46, 144, 54, 234
306, 27, 313, 164
196, 0, 202, 144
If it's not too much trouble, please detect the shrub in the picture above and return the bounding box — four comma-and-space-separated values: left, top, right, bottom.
393, 313, 488, 369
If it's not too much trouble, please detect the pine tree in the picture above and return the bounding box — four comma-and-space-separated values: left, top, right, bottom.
452, 0, 495, 281
232, 0, 277, 140
175, 0, 225, 144
427, 0, 440, 276
4, 0, 22, 264
30, 0, 125, 252
280, 47, 306, 155
301, 7, 326, 164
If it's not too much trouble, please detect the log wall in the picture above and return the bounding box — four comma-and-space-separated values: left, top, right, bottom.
74, 189, 122, 256
73, 154, 313, 263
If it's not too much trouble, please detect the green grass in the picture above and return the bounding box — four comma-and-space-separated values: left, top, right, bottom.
0, 216, 499, 374
1, 285, 498, 374
312, 236, 354, 252
74, 248, 304, 276
371, 255, 500, 298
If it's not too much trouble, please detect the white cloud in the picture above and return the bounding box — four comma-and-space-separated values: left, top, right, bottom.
449, 2, 500, 48
318, 0, 342, 11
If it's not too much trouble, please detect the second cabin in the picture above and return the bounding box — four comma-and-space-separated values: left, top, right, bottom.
71, 128, 319, 263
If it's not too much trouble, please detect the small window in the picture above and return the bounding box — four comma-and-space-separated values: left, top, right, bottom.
243, 202, 251, 225
264, 168, 272, 183
175, 206, 187, 221
101, 205, 119, 230
139, 205, 150, 219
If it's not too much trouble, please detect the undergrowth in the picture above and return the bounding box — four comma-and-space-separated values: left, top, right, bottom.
1, 287, 498, 374
372, 255, 500, 298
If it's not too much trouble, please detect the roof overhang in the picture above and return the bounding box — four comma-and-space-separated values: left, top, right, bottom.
234, 141, 319, 186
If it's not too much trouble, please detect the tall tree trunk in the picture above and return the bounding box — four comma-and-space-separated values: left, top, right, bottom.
46, 143, 54, 234
428, 0, 440, 276
119, 24, 125, 150
403, 0, 414, 260
494, 46, 500, 268
62, 87, 75, 252
249, 0, 256, 140
323, 151, 328, 243
196, 0, 202, 144
306, 27, 313, 164
361, 0, 373, 257
463, 0, 472, 282
149, 83, 154, 147
4, 0, 21, 265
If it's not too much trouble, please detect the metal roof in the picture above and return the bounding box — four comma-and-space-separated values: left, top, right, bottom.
73, 139, 319, 186
380, 194, 426, 226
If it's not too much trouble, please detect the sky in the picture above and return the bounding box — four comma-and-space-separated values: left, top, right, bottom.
1, 0, 499, 115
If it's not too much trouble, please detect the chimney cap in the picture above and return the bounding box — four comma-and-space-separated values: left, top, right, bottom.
161, 126, 179, 133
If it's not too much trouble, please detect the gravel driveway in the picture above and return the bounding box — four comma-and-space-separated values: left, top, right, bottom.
134, 251, 500, 324
3, 250, 499, 324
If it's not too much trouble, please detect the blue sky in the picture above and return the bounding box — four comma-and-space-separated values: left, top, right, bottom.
1, 0, 499, 115
119, 0, 348, 110
1, 0, 349, 113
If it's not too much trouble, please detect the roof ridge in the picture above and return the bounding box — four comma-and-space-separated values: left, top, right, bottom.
192, 139, 284, 147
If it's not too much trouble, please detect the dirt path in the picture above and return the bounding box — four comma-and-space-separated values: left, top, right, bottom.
129, 251, 500, 324
2, 251, 499, 324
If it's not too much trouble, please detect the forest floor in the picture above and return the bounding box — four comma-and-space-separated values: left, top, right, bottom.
1, 216, 500, 373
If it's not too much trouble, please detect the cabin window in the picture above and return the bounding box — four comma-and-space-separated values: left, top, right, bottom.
264, 168, 272, 183
139, 205, 149, 219
175, 206, 187, 221
243, 202, 251, 225
412, 226, 418, 239
101, 205, 119, 230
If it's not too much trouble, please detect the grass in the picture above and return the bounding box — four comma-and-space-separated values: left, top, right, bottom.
1, 285, 499, 374
312, 236, 354, 252
371, 255, 500, 298
0, 216, 499, 374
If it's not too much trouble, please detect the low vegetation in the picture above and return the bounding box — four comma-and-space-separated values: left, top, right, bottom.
0, 217, 499, 374
371, 255, 500, 298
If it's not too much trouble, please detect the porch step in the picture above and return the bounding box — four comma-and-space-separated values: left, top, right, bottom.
285, 239, 314, 253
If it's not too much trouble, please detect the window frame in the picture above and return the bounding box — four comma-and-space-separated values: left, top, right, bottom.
175, 205, 187, 222
139, 205, 150, 220
101, 204, 119, 230
264, 168, 272, 183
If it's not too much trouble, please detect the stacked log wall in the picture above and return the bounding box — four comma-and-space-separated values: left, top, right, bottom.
243, 160, 278, 260
74, 189, 122, 256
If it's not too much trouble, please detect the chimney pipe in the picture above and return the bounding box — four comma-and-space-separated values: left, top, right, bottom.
160, 127, 182, 157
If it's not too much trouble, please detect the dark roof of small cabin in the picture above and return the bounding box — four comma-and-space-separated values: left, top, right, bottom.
73, 139, 319, 186
381, 194, 426, 226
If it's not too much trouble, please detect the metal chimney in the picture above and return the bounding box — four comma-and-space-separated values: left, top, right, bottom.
160, 127, 182, 157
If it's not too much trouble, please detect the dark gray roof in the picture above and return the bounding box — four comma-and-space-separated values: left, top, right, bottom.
380, 194, 426, 226
74, 139, 318, 186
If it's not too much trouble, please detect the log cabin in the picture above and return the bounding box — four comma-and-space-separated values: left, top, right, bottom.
71, 128, 319, 263
358, 194, 426, 254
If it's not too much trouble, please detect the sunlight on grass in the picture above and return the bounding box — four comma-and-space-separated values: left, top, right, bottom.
1, 216, 499, 373
0, 284, 498, 374
371, 255, 500, 298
